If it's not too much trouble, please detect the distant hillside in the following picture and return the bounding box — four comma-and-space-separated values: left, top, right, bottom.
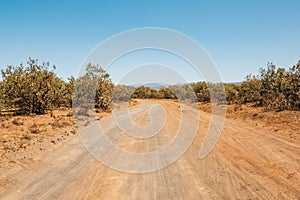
131, 82, 170, 90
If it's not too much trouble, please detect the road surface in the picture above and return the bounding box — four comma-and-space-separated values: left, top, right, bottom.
0, 100, 299, 199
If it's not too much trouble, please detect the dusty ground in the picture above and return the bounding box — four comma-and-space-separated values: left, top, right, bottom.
0, 100, 299, 199
0, 109, 74, 169
199, 102, 299, 143
0, 109, 109, 169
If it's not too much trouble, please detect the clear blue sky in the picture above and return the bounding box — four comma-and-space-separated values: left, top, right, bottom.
0, 0, 299, 83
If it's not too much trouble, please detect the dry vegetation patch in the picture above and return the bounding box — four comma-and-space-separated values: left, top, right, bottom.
0, 109, 77, 168
199, 102, 299, 143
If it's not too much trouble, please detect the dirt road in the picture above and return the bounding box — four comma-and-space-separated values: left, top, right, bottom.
0, 100, 299, 199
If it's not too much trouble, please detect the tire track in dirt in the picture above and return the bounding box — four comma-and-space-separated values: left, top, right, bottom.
0, 100, 299, 199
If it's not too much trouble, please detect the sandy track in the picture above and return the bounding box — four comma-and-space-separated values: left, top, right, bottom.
0, 100, 299, 199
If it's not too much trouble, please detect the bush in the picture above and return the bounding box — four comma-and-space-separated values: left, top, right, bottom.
72, 64, 113, 112
112, 85, 135, 102
1, 58, 65, 114
238, 61, 300, 111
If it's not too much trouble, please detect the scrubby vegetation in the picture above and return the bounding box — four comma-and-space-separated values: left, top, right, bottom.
0, 58, 113, 115
112, 85, 135, 102
203, 61, 300, 111
0, 58, 67, 114
126, 61, 300, 111
72, 63, 114, 114
131, 86, 177, 99
1, 59, 299, 115
229, 61, 300, 111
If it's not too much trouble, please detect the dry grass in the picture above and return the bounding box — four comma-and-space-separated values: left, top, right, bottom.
0, 108, 76, 163
0, 105, 117, 169
198, 102, 299, 143
28, 123, 41, 134
51, 118, 73, 129
12, 118, 24, 126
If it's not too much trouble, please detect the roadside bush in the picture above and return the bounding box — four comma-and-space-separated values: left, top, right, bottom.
168, 84, 194, 101
191, 82, 210, 102
112, 85, 135, 102
72, 63, 114, 112
238, 61, 300, 111
130, 86, 177, 100
224, 84, 240, 105
1, 58, 64, 114
238, 75, 262, 106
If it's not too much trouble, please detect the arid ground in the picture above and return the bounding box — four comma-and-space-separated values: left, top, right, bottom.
0, 100, 299, 199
